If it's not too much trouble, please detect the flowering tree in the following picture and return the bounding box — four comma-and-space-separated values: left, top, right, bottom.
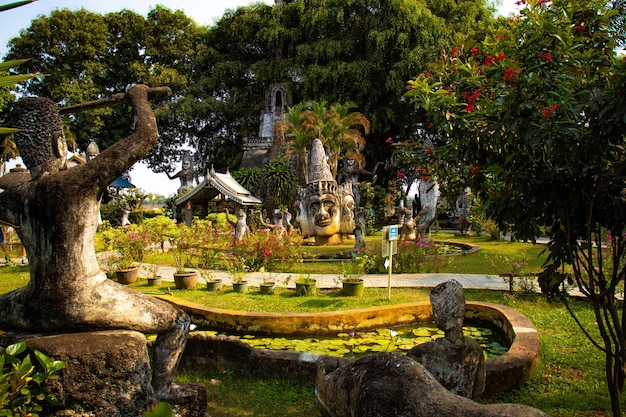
404, 0, 626, 414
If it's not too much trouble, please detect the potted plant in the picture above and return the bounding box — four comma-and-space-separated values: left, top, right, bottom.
295, 274, 317, 296
259, 274, 276, 295
224, 253, 248, 293
101, 224, 150, 285
201, 269, 222, 292
144, 264, 162, 286
340, 252, 372, 296
167, 223, 198, 289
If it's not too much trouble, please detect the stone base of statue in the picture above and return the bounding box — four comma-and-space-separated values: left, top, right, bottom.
1, 330, 207, 417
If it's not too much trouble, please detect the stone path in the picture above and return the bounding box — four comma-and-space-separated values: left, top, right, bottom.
142, 263, 511, 291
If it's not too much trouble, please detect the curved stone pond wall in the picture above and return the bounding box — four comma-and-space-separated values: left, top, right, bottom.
159, 296, 541, 397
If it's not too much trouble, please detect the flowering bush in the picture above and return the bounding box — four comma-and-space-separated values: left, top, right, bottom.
100, 223, 151, 270
393, 238, 440, 274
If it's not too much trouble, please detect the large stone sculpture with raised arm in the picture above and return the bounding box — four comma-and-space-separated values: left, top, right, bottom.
0, 85, 194, 410
296, 138, 355, 245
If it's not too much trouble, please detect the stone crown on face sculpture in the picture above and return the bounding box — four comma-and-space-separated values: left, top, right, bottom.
308, 138, 335, 184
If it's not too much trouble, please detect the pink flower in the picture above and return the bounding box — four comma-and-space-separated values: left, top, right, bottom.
386, 137, 393, 143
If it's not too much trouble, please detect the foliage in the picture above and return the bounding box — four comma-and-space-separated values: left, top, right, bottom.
99, 222, 152, 270
221, 254, 249, 284
279, 100, 370, 178
0, 341, 65, 416
232, 167, 262, 196
144, 402, 174, 417
141, 215, 179, 252
262, 157, 298, 209
4, 6, 202, 159
405, 0, 626, 414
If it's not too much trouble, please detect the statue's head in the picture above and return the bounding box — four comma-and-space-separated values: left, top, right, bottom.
182, 151, 193, 170
430, 280, 465, 332
307, 181, 341, 236
10, 97, 67, 179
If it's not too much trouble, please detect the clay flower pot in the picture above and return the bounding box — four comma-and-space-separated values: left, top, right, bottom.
173, 270, 198, 289
115, 266, 139, 285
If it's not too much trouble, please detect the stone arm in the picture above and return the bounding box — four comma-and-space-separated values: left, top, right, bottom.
81, 85, 171, 195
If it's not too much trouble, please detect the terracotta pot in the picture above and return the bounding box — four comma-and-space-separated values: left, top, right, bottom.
115, 267, 139, 285
173, 270, 198, 289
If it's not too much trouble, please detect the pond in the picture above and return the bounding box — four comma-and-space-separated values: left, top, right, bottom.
199, 322, 508, 359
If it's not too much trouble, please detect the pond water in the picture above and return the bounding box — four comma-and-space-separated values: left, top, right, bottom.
200, 323, 508, 359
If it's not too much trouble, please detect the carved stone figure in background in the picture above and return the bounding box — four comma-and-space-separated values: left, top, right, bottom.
296, 138, 354, 245
0, 85, 192, 405
168, 150, 196, 193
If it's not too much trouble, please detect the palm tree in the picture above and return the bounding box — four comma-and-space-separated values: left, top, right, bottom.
279, 100, 370, 181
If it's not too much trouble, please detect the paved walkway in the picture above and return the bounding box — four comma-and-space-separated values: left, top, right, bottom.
142, 263, 510, 291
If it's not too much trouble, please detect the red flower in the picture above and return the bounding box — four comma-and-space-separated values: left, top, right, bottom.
424, 71, 431, 77
469, 165, 480, 175
550, 104, 558, 111
543, 53, 553, 61
543, 108, 552, 117
445, 86, 453, 93
495, 34, 506, 40
427, 123, 433, 129
503, 67, 520, 81
485, 55, 495, 66
576, 24, 584, 31
425, 148, 433, 155
496, 52, 506, 61
397, 171, 405, 178
471, 47, 479, 55
451, 47, 459, 57
386, 137, 393, 143
466, 103, 476, 112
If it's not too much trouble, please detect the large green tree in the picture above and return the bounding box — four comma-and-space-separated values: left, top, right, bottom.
406, 0, 626, 414
3, 0, 496, 177
4, 6, 202, 169
170, 0, 496, 175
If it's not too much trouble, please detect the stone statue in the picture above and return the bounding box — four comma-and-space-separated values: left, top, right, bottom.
407, 280, 486, 398
225, 207, 250, 241
0, 85, 192, 406
316, 352, 549, 417
282, 207, 294, 234
398, 205, 419, 241
168, 150, 196, 193
337, 152, 380, 210
296, 138, 355, 245
456, 187, 472, 233
86, 139, 100, 162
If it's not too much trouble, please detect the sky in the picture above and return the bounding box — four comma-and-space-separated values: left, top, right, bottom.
1, 0, 518, 197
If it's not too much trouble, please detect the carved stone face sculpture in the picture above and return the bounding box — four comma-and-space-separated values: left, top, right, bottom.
308, 187, 341, 236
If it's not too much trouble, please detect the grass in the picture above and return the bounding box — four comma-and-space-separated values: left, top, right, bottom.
0, 233, 615, 416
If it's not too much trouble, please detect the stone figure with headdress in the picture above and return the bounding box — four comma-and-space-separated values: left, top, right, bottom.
296, 138, 355, 245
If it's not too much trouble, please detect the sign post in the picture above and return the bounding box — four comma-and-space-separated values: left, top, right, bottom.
381, 225, 399, 300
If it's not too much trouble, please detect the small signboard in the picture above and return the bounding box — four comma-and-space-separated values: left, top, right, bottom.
381, 225, 399, 257
388, 225, 398, 241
